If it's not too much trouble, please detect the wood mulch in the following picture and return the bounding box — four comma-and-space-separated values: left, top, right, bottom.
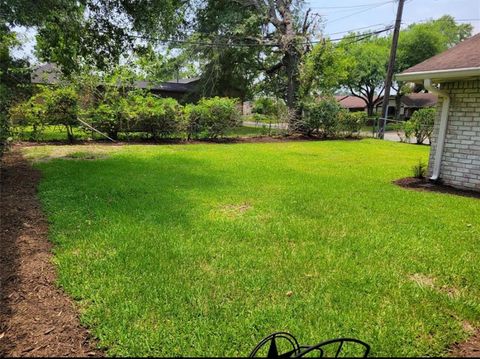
0, 148, 102, 357
394, 177, 480, 199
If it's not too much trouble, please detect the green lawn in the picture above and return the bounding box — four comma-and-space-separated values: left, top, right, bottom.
23, 139, 480, 357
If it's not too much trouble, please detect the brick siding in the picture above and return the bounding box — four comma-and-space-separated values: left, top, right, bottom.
428, 78, 480, 191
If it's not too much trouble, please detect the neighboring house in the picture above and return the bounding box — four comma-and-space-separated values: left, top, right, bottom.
396, 33, 480, 191
334, 94, 437, 119
400, 93, 438, 119
334, 95, 372, 112
31, 63, 199, 101
374, 93, 438, 119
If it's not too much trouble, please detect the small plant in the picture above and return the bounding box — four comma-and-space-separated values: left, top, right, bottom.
412, 160, 427, 179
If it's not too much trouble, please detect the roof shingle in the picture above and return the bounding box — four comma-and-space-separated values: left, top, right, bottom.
401, 33, 480, 74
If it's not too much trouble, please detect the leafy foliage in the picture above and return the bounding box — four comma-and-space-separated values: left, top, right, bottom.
44, 87, 79, 142
8, 93, 47, 140
338, 36, 389, 116
252, 97, 287, 118
403, 108, 436, 145
0, 25, 32, 152
412, 160, 428, 179
132, 95, 185, 139
186, 97, 241, 139
338, 111, 367, 137
299, 98, 342, 137
300, 40, 351, 99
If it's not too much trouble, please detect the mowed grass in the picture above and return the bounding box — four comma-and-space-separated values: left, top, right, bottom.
23, 139, 480, 357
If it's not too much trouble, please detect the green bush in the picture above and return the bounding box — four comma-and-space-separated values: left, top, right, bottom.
44, 87, 79, 142
404, 108, 436, 144
90, 103, 121, 139
133, 95, 184, 140
338, 111, 367, 136
186, 97, 241, 139
8, 93, 48, 141
300, 98, 342, 137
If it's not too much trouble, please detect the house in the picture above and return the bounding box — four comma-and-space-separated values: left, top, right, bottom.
400, 93, 438, 119
374, 93, 438, 119
31, 63, 199, 101
396, 33, 480, 191
334, 95, 370, 112
334, 94, 437, 119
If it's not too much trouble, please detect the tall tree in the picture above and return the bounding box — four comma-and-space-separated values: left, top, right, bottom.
338, 35, 389, 116
238, 0, 320, 112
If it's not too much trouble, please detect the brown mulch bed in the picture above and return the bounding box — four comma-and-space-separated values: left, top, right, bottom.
0, 149, 102, 357
394, 177, 480, 199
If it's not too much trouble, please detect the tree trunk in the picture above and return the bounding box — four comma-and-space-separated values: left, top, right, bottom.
366, 103, 375, 117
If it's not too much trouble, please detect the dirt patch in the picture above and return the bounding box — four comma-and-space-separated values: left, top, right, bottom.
408, 273, 436, 289
449, 330, 480, 357
0, 149, 102, 357
408, 273, 461, 299
394, 177, 480, 199
217, 203, 252, 219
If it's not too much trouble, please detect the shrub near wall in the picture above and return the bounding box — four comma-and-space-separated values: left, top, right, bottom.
404, 108, 435, 144
186, 97, 241, 139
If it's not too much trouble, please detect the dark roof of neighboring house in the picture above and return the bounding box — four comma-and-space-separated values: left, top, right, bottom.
399, 33, 480, 74
131, 79, 198, 93
167, 77, 200, 84
31, 63, 198, 93
401, 93, 437, 108
334, 95, 367, 109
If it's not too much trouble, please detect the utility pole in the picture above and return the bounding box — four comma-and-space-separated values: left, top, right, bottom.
378, 0, 405, 139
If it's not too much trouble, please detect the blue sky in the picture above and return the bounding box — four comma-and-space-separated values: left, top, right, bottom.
307, 0, 480, 38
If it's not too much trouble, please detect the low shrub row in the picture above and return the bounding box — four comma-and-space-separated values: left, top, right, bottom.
9, 86, 241, 142
298, 98, 367, 137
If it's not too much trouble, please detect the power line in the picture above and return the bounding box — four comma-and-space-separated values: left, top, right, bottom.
325, 0, 395, 24
309, 1, 393, 10
125, 25, 394, 50
324, 22, 393, 36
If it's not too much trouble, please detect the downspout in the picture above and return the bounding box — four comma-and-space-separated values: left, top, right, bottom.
423, 79, 450, 181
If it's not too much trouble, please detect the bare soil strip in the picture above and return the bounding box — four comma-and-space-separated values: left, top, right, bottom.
0, 148, 102, 357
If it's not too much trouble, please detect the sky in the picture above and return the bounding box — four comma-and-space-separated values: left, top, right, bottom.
307, 0, 480, 39
12, 0, 480, 62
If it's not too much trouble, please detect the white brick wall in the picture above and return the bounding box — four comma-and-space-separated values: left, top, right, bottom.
428, 78, 480, 191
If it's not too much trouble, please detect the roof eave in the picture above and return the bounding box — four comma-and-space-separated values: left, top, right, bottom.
395, 67, 480, 83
